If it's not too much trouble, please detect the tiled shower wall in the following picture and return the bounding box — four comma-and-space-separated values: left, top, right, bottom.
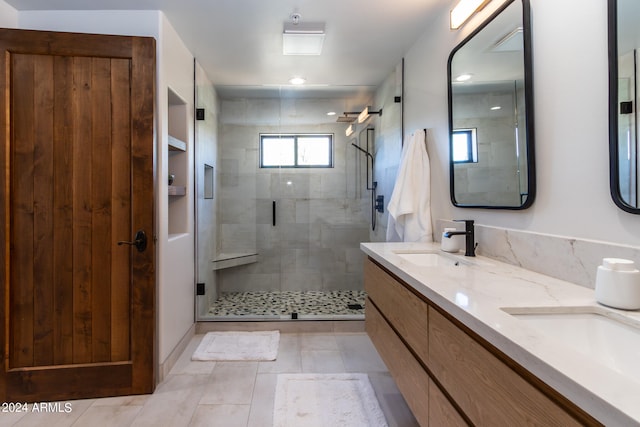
452, 84, 527, 207
217, 98, 371, 294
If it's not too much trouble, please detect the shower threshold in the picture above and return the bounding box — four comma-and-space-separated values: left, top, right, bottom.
205, 290, 366, 320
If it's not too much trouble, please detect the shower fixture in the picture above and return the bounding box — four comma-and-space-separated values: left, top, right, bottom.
336, 115, 356, 123
351, 129, 381, 231
357, 107, 383, 123
336, 111, 361, 123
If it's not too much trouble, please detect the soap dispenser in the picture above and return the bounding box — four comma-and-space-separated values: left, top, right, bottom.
595, 258, 640, 310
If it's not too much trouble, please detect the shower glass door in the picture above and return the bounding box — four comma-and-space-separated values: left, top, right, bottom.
201, 88, 372, 320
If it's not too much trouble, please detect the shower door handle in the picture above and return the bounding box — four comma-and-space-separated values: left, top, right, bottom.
272, 200, 276, 226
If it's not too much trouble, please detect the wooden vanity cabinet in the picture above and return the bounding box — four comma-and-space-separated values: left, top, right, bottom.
364, 257, 599, 427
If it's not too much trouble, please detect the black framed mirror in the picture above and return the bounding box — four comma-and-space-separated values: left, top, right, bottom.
448, 0, 535, 209
608, 0, 640, 214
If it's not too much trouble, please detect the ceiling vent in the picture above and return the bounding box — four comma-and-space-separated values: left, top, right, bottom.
492, 27, 524, 52
283, 14, 325, 55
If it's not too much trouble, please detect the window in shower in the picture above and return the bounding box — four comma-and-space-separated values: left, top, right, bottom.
260, 134, 333, 168
452, 128, 478, 163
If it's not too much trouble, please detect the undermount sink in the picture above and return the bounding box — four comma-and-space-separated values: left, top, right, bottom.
393, 250, 464, 267
502, 306, 640, 384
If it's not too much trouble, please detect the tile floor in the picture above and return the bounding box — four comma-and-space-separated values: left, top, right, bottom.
0, 332, 418, 427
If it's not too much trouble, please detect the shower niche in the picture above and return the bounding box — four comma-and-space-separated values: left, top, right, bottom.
168, 88, 188, 236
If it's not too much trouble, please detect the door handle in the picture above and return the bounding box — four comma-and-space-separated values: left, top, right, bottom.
272, 200, 276, 227
118, 230, 147, 252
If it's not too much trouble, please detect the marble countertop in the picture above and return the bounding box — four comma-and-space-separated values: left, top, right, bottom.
361, 242, 640, 426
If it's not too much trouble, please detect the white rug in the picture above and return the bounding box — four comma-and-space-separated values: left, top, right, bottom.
191, 331, 280, 361
273, 373, 388, 427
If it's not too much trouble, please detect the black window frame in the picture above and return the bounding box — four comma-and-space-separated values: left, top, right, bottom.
259, 133, 334, 168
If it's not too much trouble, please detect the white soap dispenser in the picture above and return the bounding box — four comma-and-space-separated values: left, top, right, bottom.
595, 258, 640, 310
441, 228, 461, 253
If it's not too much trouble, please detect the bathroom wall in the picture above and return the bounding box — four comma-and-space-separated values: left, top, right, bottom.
18, 10, 197, 371
0, 0, 17, 27
195, 63, 220, 316
216, 97, 370, 296
403, 0, 640, 287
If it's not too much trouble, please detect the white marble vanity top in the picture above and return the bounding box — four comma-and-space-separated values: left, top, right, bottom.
361, 242, 640, 426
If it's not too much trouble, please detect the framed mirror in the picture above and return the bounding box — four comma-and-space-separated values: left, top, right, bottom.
448, 0, 535, 209
609, 0, 640, 213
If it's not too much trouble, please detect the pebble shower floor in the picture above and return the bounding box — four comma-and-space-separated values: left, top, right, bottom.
207, 290, 367, 318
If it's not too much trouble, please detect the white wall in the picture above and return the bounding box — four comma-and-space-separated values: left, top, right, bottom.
0, 0, 17, 27
157, 14, 195, 365
404, 0, 640, 247
18, 9, 197, 368
19, 10, 160, 37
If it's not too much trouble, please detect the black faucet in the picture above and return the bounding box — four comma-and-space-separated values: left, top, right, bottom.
443, 220, 476, 257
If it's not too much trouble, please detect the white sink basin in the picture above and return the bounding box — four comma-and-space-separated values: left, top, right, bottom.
393, 251, 464, 267
503, 307, 640, 383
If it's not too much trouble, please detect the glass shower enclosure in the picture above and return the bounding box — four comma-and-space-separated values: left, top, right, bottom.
197, 88, 373, 320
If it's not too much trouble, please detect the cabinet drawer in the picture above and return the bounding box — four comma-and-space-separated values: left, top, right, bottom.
429, 379, 468, 427
428, 307, 582, 427
366, 298, 430, 426
364, 258, 429, 361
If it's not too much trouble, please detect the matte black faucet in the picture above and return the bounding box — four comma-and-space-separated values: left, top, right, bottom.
443, 220, 476, 257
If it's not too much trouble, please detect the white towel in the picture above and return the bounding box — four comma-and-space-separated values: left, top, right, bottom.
386, 129, 433, 242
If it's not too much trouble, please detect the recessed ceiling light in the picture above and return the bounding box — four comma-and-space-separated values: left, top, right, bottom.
456, 74, 473, 82
491, 106, 502, 110
289, 76, 306, 85
327, 111, 337, 116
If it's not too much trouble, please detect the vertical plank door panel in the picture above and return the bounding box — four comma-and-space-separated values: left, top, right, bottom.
52, 55, 75, 366
32, 55, 55, 367
110, 58, 132, 363
71, 56, 94, 365
10, 54, 35, 369
90, 57, 113, 363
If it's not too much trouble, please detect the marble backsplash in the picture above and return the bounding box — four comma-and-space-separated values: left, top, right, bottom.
436, 220, 640, 289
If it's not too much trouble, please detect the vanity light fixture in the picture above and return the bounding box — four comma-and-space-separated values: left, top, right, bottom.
345, 124, 354, 137
283, 13, 325, 55
450, 0, 491, 30
357, 106, 383, 124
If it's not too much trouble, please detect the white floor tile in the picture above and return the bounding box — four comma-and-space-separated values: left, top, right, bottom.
71, 406, 142, 427
199, 362, 258, 405
8, 331, 417, 427
246, 373, 277, 427
189, 404, 250, 427
301, 349, 346, 373
130, 374, 210, 427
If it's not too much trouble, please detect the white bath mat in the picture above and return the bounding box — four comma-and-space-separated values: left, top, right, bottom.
273, 373, 388, 427
191, 331, 280, 361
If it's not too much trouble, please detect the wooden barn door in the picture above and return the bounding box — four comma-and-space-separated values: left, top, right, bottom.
0, 28, 156, 402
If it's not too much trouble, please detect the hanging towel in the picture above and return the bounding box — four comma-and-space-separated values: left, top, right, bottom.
386, 129, 433, 242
